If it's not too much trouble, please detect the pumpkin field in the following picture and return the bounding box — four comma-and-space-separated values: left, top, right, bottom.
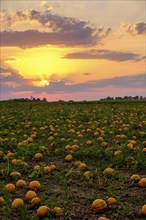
0, 100, 146, 220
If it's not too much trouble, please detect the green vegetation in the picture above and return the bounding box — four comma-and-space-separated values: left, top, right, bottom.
0, 100, 146, 219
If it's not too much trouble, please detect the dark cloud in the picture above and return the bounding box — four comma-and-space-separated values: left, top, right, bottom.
63, 49, 144, 62
83, 73, 91, 76
40, 74, 145, 93
1, 29, 96, 48
135, 22, 146, 34
121, 22, 146, 36
0, 66, 31, 93
1, 10, 111, 48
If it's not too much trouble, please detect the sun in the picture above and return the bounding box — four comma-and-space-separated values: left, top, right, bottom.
33, 80, 50, 87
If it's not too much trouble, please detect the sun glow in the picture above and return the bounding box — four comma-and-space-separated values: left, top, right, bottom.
33, 80, 50, 87
3, 46, 78, 81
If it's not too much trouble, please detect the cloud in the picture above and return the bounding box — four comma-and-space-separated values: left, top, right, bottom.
1, 9, 111, 48
121, 22, 146, 36
63, 49, 143, 62
1, 66, 145, 95
40, 1, 53, 11
0, 66, 31, 92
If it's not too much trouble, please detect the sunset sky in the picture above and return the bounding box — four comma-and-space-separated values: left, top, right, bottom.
0, 0, 146, 101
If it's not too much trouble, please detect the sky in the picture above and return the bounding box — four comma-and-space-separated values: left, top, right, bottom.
0, 0, 146, 101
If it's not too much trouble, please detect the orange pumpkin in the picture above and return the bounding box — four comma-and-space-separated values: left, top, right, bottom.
25, 190, 37, 200
138, 178, 146, 187
5, 183, 15, 192
92, 199, 107, 212
29, 181, 41, 190
11, 198, 24, 208
37, 206, 50, 217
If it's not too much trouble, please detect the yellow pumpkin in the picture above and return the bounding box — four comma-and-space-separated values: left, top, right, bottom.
103, 168, 115, 176
33, 153, 43, 160
5, 183, 15, 192
78, 162, 87, 170
130, 174, 141, 181
50, 164, 56, 171
29, 181, 41, 190
107, 197, 117, 204
0, 197, 5, 205
141, 204, 146, 215
16, 179, 27, 188
33, 165, 41, 171
53, 207, 64, 217
10, 171, 21, 178
92, 199, 107, 212
11, 198, 24, 208
44, 166, 51, 172
25, 190, 37, 200
98, 217, 108, 220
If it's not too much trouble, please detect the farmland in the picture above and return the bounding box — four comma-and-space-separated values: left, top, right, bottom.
0, 100, 146, 220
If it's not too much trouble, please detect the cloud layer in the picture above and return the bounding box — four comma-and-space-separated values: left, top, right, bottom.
1, 66, 145, 95
1, 9, 111, 48
64, 49, 144, 62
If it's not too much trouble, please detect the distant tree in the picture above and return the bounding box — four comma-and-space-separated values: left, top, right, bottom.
134, 96, 139, 100
42, 97, 47, 102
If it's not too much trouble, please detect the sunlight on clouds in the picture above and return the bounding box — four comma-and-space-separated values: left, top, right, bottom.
33, 80, 50, 87
40, 1, 53, 11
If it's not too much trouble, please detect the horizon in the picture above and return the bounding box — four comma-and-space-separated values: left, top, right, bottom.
0, 0, 146, 101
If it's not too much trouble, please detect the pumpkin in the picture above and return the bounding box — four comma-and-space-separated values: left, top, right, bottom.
53, 207, 64, 217
72, 145, 79, 150
65, 145, 72, 151
39, 146, 47, 151
65, 154, 72, 162
92, 199, 107, 212
27, 138, 33, 143
48, 136, 54, 141
101, 142, 108, 147
98, 217, 108, 220
11, 198, 24, 208
7, 152, 14, 157
78, 162, 87, 170
29, 181, 41, 190
130, 174, 141, 181
84, 171, 93, 178
25, 190, 37, 200
44, 166, 51, 172
114, 150, 122, 156
0, 151, 4, 157
138, 178, 146, 187
10, 171, 21, 178
31, 197, 41, 206
37, 205, 50, 217
33, 165, 41, 171
86, 140, 92, 146
33, 153, 43, 160
107, 197, 117, 204
141, 204, 146, 215
0, 197, 5, 205
50, 164, 56, 171
103, 168, 115, 176
5, 183, 15, 192
16, 179, 27, 188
